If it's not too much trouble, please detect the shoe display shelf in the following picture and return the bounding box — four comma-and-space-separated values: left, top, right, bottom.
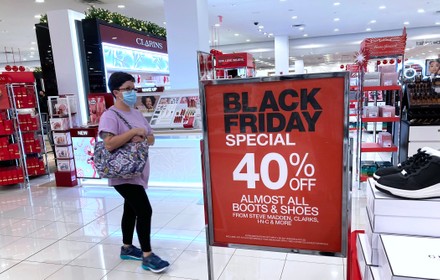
356, 178, 440, 279
0, 74, 49, 186
48, 95, 78, 187
353, 30, 407, 185
399, 76, 440, 162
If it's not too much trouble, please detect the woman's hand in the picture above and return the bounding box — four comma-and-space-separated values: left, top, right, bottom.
131, 135, 145, 143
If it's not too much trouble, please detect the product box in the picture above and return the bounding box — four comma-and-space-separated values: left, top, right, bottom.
381, 72, 399, 86
363, 106, 379, 117
50, 117, 69, 131
378, 234, 440, 280
363, 79, 381, 87
57, 159, 75, 172
379, 105, 395, 117
53, 132, 71, 145
361, 161, 377, 177
377, 131, 392, 147
367, 179, 440, 237
378, 64, 396, 73
55, 146, 73, 159
364, 72, 381, 80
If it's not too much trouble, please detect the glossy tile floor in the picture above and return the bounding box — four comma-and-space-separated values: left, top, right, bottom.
0, 136, 389, 280
0, 173, 372, 280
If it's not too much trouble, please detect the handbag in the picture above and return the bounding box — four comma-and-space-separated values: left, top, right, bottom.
93, 109, 149, 179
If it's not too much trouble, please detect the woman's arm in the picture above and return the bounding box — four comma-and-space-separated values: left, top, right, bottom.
101, 127, 147, 151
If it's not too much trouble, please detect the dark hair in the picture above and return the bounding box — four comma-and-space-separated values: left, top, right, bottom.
142, 96, 156, 107
108, 72, 135, 96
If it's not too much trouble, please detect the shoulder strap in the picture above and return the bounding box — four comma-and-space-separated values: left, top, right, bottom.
110, 109, 132, 129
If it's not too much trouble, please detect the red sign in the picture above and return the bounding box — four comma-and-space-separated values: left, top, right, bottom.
216, 53, 254, 69
0, 74, 12, 84
360, 28, 407, 58
203, 74, 348, 253
99, 24, 167, 54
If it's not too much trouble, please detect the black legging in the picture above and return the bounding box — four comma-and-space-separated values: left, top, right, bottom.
114, 184, 152, 253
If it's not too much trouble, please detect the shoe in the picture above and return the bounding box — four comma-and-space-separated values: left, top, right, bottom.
120, 245, 142, 260
374, 151, 440, 199
373, 147, 437, 180
142, 253, 170, 273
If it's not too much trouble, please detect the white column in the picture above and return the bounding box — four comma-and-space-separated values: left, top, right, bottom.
275, 35, 289, 75
163, 0, 210, 90
47, 9, 87, 125
295, 59, 305, 74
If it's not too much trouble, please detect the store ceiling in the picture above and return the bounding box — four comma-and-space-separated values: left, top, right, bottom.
0, 0, 439, 69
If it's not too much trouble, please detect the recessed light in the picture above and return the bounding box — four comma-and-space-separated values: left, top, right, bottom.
258, 25, 264, 29
117, 5, 125, 9
366, 28, 371, 31
379, 5, 386, 9
246, 39, 250, 42
269, 33, 273, 36
299, 26, 304, 31
214, 23, 220, 27
370, 20, 376, 24
333, 2, 340, 6
303, 34, 308, 37
417, 9, 425, 13
404, 21, 410, 25
334, 28, 339, 32
234, 33, 239, 36
35, 0, 44, 3
291, 16, 298, 20
163, 21, 166, 25
334, 18, 340, 22
436, 22, 440, 25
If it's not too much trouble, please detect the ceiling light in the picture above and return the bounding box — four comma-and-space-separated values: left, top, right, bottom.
379, 5, 386, 9
269, 33, 273, 36
299, 26, 304, 30
333, 2, 340, 6
370, 20, 376, 24
435, 22, 440, 25
334, 28, 339, 32
404, 21, 410, 25
258, 25, 264, 29
246, 39, 250, 42
366, 28, 371, 31
417, 9, 425, 13
117, 5, 125, 8
334, 18, 340, 22
291, 16, 298, 19
234, 33, 239, 36
35, 0, 44, 3
163, 21, 166, 25
214, 23, 220, 27
303, 34, 308, 37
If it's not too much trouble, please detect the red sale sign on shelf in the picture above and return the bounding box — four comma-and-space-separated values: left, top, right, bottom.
201, 72, 350, 255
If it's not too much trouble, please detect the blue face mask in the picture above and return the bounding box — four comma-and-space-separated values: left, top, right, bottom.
122, 90, 137, 107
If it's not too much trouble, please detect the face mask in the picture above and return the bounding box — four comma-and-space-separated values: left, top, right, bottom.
122, 90, 137, 107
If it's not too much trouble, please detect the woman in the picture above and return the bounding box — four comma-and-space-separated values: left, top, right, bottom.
98, 72, 169, 273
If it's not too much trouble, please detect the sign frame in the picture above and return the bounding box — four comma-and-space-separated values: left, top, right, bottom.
200, 72, 351, 260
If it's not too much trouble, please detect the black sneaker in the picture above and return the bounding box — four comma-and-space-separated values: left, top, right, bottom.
142, 253, 170, 273
373, 147, 436, 180
374, 152, 440, 199
120, 245, 142, 260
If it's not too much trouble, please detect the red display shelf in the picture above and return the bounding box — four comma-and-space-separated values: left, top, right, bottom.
362, 116, 400, 122
363, 85, 401, 92
361, 143, 398, 152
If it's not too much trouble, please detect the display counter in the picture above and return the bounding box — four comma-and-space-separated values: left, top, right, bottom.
80, 129, 203, 188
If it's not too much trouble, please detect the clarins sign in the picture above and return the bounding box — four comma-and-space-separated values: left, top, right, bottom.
99, 24, 167, 54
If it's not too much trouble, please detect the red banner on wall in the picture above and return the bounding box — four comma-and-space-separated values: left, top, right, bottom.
202, 73, 349, 253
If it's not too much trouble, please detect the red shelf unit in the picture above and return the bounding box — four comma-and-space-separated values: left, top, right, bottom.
362, 116, 400, 122
361, 143, 398, 152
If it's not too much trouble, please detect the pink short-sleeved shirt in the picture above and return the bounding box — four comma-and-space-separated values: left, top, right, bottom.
98, 106, 153, 188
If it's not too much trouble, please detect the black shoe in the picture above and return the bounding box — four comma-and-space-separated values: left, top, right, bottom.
373, 147, 436, 180
374, 152, 440, 199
